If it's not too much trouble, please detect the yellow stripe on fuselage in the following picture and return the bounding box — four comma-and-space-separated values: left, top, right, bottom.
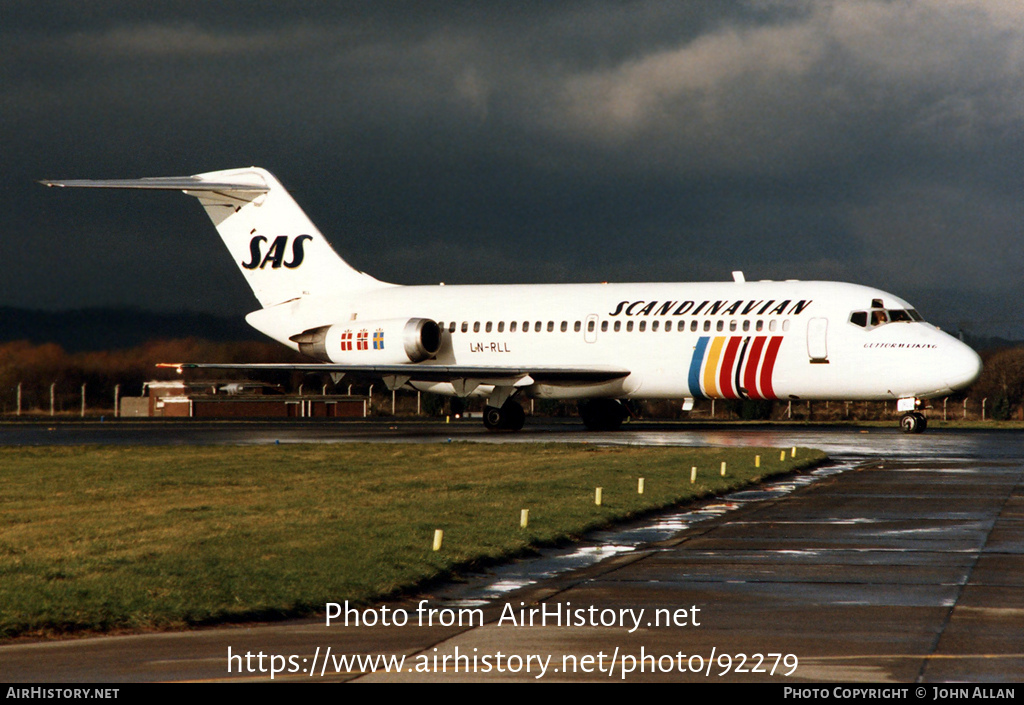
702, 336, 726, 398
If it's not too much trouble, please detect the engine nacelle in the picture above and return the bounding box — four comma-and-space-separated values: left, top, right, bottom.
290, 318, 441, 364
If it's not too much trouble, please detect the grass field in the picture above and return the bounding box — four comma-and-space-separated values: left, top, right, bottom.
0, 443, 825, 639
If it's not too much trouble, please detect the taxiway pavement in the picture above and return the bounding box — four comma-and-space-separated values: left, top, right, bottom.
1, 424, 1021, 682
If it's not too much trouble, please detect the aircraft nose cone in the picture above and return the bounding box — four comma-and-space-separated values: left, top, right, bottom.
945, 342, 982, 391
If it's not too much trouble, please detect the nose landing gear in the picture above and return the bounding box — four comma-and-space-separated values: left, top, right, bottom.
900, 411, 928, 434
897, 397, 928, 433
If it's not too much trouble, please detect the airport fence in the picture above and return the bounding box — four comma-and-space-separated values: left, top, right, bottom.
666, 396, 1008, 422
0, 382, 1010, 423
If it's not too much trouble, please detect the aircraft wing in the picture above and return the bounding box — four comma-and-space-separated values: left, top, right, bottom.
157, 362, 629, 388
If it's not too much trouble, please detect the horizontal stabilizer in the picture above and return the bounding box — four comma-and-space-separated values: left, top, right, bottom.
39, 176, 270, 193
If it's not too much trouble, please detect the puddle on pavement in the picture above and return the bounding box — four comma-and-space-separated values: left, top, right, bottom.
436, 458, 864, 606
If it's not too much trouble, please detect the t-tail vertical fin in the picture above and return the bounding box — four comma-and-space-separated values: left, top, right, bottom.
40, 167, 390, 308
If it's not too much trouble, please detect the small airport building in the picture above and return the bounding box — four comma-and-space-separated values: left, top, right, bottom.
121, 381, 368, 418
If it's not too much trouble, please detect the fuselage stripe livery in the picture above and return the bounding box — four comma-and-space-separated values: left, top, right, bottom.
703, 337, 725, 398
760, 336, 784, 400
719, 336, 742, 398
687, 337, 709, 400
689, 335, 785, 400
743, 336, 767, 400
733, 336, 750, 400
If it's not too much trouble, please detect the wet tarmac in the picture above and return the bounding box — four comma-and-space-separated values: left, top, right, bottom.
1, 421, 1022, 682
1, 417, 1018, 461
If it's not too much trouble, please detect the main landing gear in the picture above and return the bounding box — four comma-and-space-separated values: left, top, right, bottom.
578, 399, 630, 431
900, 412, 928, 434
483, 399, 526, 431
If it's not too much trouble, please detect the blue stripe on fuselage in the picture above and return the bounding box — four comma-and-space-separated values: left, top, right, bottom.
688, 336, 709, 400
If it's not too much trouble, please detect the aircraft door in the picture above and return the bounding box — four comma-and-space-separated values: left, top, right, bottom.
807, 317, 829, 363
584, 315, 599, 343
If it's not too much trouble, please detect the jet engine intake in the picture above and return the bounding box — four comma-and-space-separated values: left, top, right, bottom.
291, 317, 441, 364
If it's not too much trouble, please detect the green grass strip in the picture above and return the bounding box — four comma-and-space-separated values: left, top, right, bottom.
0, 443, 825, 638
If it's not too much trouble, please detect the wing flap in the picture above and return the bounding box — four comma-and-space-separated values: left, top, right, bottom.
157, 362, 630, 386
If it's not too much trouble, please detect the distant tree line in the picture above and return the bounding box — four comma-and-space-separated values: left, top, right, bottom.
0, 339, 304, 414
971, 345, 1024, 420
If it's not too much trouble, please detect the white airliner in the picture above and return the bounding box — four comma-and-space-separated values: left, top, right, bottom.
42, 167, 982, 433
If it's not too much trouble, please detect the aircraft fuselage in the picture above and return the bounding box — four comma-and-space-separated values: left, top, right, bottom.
245, 279, 980, 404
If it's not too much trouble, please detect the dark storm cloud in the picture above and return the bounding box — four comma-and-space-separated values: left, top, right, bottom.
4, 1, 1023, 336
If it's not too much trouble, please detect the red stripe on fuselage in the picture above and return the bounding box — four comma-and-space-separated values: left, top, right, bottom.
718, 337, 743, 399
759, 336, 784, 400
744, 336, 767, 400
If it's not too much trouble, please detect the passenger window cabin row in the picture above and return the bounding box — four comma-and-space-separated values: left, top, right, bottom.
437, 319, 792, 334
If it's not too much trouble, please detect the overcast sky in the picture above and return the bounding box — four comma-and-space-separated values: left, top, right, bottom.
4, 1, 1023, 338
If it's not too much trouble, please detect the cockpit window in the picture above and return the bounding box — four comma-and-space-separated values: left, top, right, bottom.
850, 307, 924, 330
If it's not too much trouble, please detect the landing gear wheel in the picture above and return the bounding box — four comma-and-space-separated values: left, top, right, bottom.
900, 412, 927, 434
484, 406, 503, 430
579, 399, 628, 431
501, 400, 525, 431
483, 400, 526, 431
